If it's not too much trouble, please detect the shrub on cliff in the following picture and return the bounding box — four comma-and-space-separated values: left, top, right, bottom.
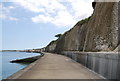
55, 34, 62, 38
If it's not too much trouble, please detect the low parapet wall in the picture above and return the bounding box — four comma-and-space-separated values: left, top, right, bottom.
61, 51, 120, 80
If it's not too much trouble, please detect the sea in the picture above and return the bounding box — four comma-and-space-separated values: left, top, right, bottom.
0, 51, 40, 80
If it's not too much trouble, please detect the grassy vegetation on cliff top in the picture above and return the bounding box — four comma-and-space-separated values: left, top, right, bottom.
63, 16, 91, 36
77, 16, 91, 25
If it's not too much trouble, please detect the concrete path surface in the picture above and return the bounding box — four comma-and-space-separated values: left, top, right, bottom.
8, 52, 104, 79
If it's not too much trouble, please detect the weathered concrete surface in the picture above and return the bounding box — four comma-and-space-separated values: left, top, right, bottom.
7, 52, 103, 79
61, 51, 120, 80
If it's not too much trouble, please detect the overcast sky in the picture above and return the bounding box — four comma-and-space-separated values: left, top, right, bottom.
1, 0, 94, 50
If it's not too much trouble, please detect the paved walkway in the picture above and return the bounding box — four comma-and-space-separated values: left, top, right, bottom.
8, 52, 103, 79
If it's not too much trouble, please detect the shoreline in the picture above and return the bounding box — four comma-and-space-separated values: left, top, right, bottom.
2, 52, 119, 80
3, 52, 104, 80
6, 57, 42, 79
2, 52, 44, 80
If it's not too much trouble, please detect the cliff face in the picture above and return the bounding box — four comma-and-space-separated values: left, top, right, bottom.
83, 2, 119, 52
55, 20, 88, 52
45, 40, 56, 52
45, 2, 120, 53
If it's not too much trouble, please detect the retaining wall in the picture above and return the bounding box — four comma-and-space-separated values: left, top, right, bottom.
61, 51, 120, 80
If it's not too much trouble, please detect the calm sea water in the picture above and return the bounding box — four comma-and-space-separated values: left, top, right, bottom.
1, 52, 40, 79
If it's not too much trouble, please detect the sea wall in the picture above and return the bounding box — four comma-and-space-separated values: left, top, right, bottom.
60, 51, 120, 80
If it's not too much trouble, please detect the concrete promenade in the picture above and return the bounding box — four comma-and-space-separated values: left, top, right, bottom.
8, 52, 103, 79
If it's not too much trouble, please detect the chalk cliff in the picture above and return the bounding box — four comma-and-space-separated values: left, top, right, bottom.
45, 2, 120, 53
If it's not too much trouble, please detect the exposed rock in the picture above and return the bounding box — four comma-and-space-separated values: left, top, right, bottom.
45, 2, 120, 53
83, 2, 119, 52
45, 40, 57, 52
114, 44, 120, 52
55, 21, 88, 53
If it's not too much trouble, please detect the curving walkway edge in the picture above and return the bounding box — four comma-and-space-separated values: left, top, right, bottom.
7, 52, 104, 79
